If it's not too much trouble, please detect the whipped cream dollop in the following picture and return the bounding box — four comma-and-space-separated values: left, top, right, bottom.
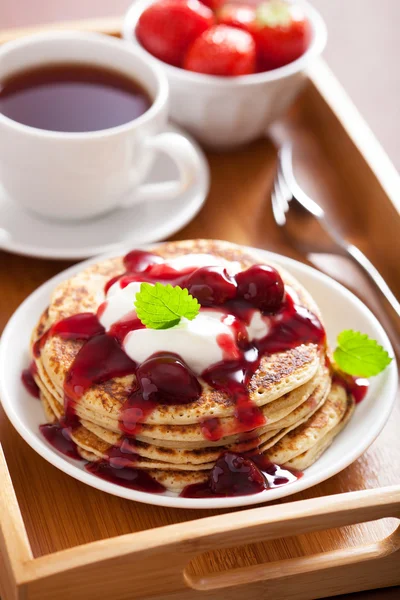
98, 253, 269, 374
125, 312, 236, 373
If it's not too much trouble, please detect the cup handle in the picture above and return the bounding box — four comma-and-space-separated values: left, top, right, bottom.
120, 132, 201, 207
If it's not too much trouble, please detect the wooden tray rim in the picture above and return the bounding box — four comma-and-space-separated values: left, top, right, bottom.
1, 17, 400, 600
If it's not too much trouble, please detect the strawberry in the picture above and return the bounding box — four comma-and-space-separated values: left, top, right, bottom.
184, 25, 256, 76
199, 0, 225, 10
217, 3, 257, 34
136, 0, 214, 68
253, 0, 312, 70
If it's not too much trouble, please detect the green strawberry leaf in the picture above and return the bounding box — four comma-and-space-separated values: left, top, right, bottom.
333, 329, 392, 377
134, 282, 200, 330
256, 1, 292, 28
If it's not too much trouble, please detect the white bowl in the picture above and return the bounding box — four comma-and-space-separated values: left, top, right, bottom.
122, 0, 327, 149
0, 246, 396, 510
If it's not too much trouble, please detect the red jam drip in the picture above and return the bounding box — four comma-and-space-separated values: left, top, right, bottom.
123, 249, 164, 273
105, 439, 138, 468
202, 291, 326, 439
108, 311, 145, 344
333, 372, 369, 404
33, 313, 137, 429
256, 292, 325, 354
201, 417, 224, 442
39, 423, 81, 460
119, 389, 158, 436
104, 274, 123, 294
33, 328, 51, 358
181, 451, 301, 498
33, 312, 105, 357
64, 334, 136, 403
50, 312, 105, 339
21, 361, 40, 398
85, 461, 166, 493
118, 268, 188, 289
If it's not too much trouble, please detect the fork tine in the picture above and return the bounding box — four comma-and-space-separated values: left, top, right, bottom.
276, 172, 289, 213
271, 177, 287, 226
273, 158, 291, 216
280, 143, 325, 219
276, 160, 292, 213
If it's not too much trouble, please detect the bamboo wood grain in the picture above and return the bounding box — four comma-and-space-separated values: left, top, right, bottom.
0, 446, 33, 600
0, 18, 400, 600
0, 443, 398, 600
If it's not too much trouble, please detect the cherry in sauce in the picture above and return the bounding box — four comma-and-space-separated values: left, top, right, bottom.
236, 265, 284, 312
181, 451, 301, 498
210, 451, 265, 495
184, 266, 237, 306
119, 353, 201, 435
136, 352, 201, 405
123, 249, 163, 273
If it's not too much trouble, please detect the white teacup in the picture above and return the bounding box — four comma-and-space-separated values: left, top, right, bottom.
0, 32, 201, 221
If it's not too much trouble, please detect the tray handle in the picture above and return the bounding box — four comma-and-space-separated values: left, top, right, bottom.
25, 485, 400, 600
183, 485, 400, 594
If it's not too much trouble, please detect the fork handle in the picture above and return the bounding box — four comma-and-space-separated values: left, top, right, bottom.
346, 244, 400, 319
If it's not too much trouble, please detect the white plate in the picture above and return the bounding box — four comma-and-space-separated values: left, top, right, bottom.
0, 247, 397, 509
0, 124, 209, 260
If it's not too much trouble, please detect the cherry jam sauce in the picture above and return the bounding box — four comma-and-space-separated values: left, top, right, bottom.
27, 249, 355, 497
39, 423, 81, 460
85, 461, 166, 493
332, 372, 369, 404
21, 361, 40, 398
200, 290, 326, 439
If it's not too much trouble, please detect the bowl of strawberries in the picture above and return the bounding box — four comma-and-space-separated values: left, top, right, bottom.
122, 0, 327, 148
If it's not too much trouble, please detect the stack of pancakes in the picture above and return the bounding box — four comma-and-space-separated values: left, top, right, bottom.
31, 239, 355, 491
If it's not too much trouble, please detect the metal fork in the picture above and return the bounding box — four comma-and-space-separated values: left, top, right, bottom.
271, 143, 400, 320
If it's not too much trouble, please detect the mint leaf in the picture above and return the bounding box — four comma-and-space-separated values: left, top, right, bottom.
333, 330, 392, 377
134, 282, 200, 330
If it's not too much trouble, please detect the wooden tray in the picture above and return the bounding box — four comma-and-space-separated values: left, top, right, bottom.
0, 18, 399, 600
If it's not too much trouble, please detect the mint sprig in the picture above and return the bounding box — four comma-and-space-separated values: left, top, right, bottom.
134, 282, 200, 330
333, 330, 392, 377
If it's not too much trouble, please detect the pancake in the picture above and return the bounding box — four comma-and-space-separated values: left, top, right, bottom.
35, 361, 331, 470
28, 239, 357, 495
265, 383, 349, 466
285, 395, 356, 470
35, 349, 328, 444
77, 445, 210, 492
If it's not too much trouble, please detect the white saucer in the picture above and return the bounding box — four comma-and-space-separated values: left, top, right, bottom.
0, 246, 397, 509
0, 124, 209, 260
